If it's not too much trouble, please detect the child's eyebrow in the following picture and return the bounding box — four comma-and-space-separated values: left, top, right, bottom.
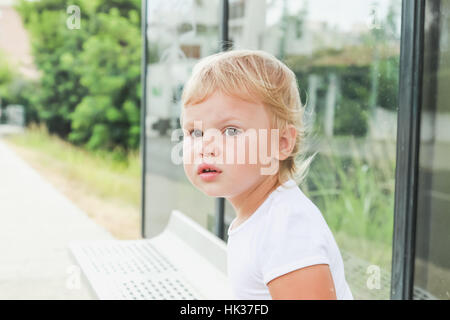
216, 116, 242, 124
183, 116, 242, 128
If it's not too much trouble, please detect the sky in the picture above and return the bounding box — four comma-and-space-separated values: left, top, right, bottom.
146, 0, 402, 36
267, 0, 401, 33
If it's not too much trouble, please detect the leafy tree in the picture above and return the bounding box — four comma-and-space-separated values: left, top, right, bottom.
15, 0, 141, 150
0, 50, 14, 102
0, 50, 13, 123
0, 50, 38, 124
69, 8, 141, 149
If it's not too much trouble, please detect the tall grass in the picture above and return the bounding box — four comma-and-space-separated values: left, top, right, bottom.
303, 136, 396, 270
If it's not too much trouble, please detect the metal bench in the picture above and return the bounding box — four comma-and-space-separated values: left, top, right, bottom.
70, 208, 437, 300
69, 209, 233, 300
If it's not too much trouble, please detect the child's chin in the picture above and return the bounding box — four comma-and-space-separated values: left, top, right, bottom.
202, 189, 223, 198
199, 185, 224, 198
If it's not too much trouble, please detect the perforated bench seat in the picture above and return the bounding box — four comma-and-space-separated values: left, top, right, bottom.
69, 210, 233, 300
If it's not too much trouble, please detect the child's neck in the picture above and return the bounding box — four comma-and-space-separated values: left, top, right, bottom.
227, 175, 282, 224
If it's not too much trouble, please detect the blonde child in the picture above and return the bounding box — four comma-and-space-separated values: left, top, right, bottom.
179, 49, 353, 300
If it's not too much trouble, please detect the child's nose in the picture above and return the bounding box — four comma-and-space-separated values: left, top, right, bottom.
201, 150, 215, 157
200, 137, 220, 158
200, 143, 217, 157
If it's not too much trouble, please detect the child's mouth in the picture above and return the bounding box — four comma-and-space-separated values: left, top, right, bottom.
197, 163, 222, 182
199, 171, 221, 182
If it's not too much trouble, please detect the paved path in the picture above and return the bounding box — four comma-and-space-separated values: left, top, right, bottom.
0, 138, 113, 299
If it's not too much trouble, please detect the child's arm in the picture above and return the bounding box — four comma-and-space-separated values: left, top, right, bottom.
267, 264, 337, 300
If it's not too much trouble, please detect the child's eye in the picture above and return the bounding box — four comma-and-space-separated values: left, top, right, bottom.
190, 129, 203, 138
224, 127, 241, 137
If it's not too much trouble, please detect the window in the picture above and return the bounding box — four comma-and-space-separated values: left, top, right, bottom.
225, 0, 402, 299
414, 0, 450, 300
143, 0, 221, 237
229, 0, 245, 20
141, 0, 450, 300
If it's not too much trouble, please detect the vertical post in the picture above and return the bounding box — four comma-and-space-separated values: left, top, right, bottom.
215, 197, 225, 240
279, 0, 288, 59
391, 0, 424, 300
140, 0, 148, 238
306, 74, 320, 127
215, 0, 230, 240
324, 73, 337, 138
221, 0, 230, 51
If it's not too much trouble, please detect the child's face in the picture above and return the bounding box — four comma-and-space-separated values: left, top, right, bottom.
182, 91, 279, 198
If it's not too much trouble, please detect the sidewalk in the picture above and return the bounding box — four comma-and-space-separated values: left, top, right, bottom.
0, 137, 113, 299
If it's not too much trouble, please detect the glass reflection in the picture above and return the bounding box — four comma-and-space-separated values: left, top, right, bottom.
144, 0, 221, 237
225, 0, 402, 299
414, 0, 450, 300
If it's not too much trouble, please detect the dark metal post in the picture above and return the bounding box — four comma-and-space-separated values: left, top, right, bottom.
215, 0, 230, 240
215, 198, 225, 240
140, 0, 149, 238
391, 0, 425, 300
220, 0, 230, 51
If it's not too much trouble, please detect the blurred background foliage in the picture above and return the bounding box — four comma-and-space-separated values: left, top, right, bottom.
1, 0, 400, 150
10, 0, 141, 152
287, 52, 399, 138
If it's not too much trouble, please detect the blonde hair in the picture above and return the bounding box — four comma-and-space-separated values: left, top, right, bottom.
180, 49, 314, 186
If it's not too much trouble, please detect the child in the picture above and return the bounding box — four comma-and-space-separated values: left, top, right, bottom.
180, 49, 353, 300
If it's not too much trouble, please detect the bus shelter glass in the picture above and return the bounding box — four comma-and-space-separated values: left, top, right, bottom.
144, 0, 222, 237
224, 0, 402, 300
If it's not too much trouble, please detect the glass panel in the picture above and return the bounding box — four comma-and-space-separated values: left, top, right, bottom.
225, 0, 402, 299
144, 0, 222, 237
414, 0, 450, 300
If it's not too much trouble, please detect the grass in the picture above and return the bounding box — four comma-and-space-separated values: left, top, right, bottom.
302, 136, 396, 299
3, 123, 142, 239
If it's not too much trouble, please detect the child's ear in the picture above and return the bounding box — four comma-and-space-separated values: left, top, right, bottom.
277, 124, 297, 161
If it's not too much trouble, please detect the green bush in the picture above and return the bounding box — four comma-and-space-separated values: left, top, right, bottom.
0, 50, 13, 123
293, 65, 372, 137
333, 99, 368, 136
377, 57, 399, 111
0, 49, 38, 125
303, 138, 395, 246
15, 0, 141, 150
289, 53, 398, 138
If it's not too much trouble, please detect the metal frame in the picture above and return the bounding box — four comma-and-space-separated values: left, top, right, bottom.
141, 0, 229, 239
140, 0, 148, 238
214, 0, 230, 240
390, 0, 425, 300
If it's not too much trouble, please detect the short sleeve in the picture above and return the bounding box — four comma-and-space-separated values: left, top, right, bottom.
259, 201, 331, 286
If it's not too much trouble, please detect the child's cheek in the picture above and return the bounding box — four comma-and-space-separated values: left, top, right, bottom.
223, 135, 249, 167
182, 138, 196, 176
222, 136, 236, 165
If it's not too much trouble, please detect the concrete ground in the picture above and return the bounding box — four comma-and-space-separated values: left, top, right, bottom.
0, 136, 114, 299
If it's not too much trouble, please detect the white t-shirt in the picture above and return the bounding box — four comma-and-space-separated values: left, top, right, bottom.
226, 178, 354, 300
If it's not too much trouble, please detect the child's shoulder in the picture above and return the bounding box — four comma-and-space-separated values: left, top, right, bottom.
259, 181, 330, 240
255, 182, 333, 281
270, 181, 323, 219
